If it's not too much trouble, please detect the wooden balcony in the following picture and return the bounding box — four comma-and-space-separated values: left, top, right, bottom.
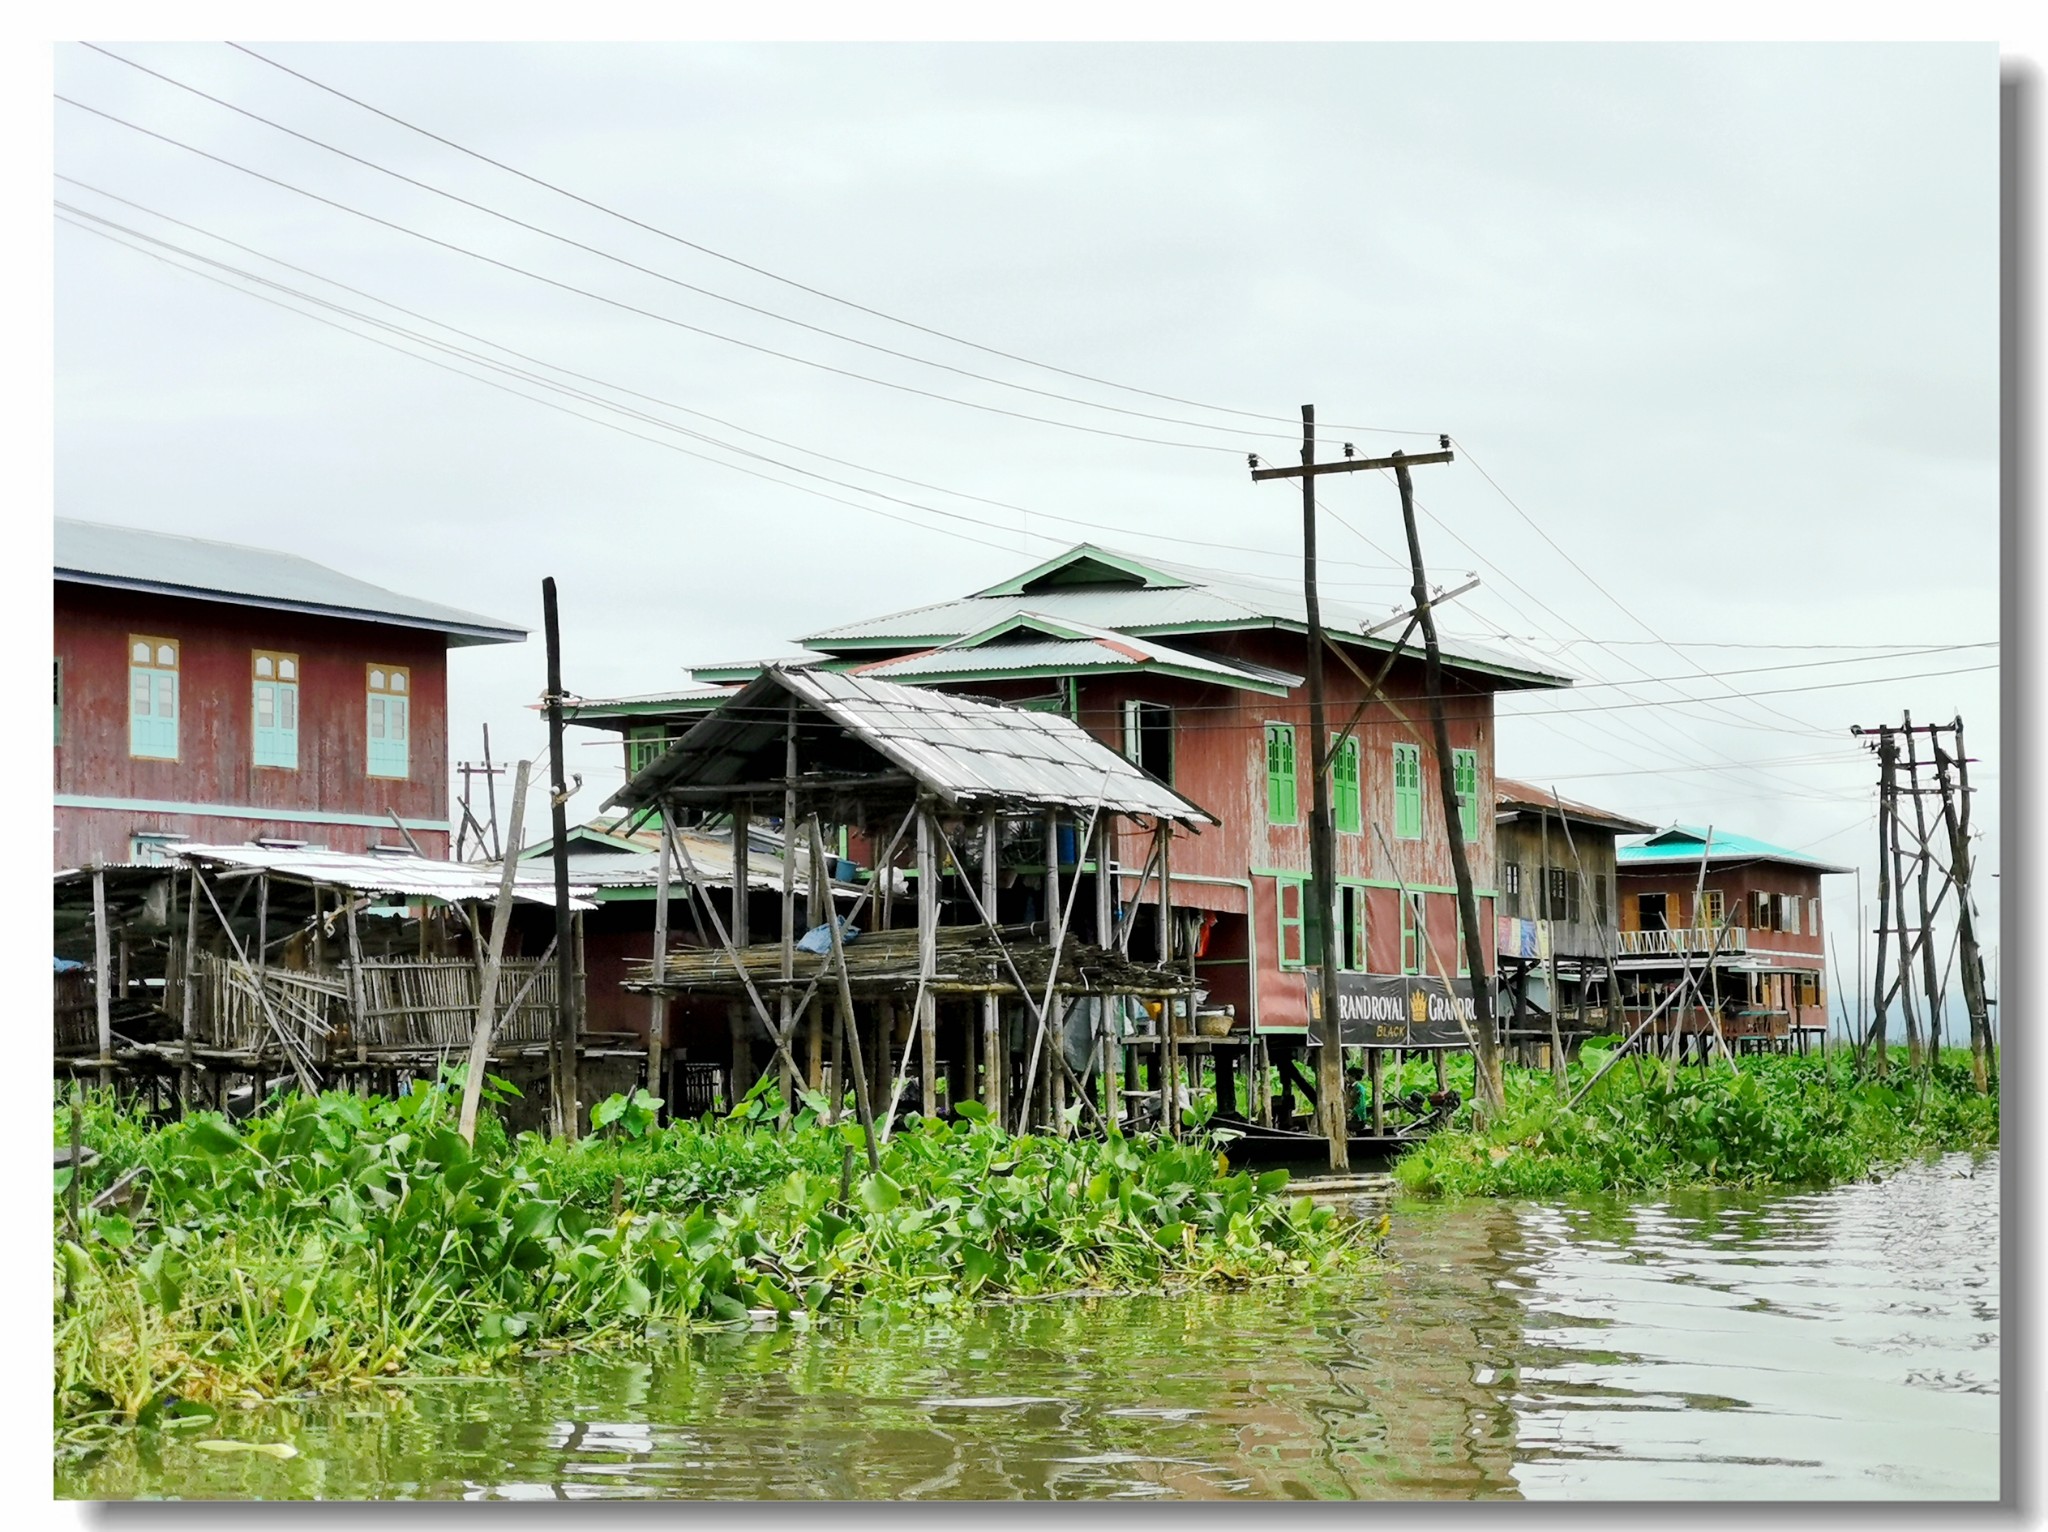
1617, 926, 1748, 959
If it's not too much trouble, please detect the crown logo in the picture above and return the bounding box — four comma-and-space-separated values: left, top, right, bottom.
1410, 988, 1429, 1025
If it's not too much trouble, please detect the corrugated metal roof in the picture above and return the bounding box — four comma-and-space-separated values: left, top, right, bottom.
610, 667, 1216, 825
796, 543, 1568, 689
1495, 777, 1658, 835
1617, 826, 1852, 875
56, 518, 526, 647
854, 617, 1295, 694
176, 843, 597, 908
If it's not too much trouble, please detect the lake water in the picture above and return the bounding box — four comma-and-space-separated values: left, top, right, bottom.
56, 1150, 2000, 1500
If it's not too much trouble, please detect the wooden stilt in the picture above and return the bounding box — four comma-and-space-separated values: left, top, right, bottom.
92, 867, 113, 1090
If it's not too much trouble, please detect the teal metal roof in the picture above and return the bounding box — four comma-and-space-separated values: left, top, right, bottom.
1617, 825, 1852, 875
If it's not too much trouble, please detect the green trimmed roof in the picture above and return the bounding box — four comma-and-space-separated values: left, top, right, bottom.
1618, 825, 1852, 875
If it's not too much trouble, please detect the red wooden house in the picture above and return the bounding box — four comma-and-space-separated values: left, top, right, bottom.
1614, 826, 1849, 1051
54, 518, 524, 868
569, 544, 1572, 1063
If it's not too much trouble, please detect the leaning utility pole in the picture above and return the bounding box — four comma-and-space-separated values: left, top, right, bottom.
1251, 421, 1464, 1160
543, 578, 582, 1140
1391, 449, 1502, 1117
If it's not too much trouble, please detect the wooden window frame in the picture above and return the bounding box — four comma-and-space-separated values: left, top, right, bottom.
1330, 733, 1362, 835
252, 650, 301, 771
1123, 699, 1175, 784
1400, 890, 1426, 975
1265, 723, 1298, 826
626, 724, 669, 777
1392, 742, 1423, 840
1451, 747, 1479, 842
1276, 874, 1307, 970
366, 663, 412, 780
127, 634, 180, 761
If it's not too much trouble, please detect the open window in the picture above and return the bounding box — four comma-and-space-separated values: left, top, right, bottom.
1122, 700, 1174, 783
1637, 892, 1668, 932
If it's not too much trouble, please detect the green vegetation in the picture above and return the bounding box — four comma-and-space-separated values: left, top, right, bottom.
54, 1073, 1370, 1439
1393, 1046, 1999, 1198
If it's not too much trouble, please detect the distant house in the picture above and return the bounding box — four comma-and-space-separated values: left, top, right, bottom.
1493, 779, 1655, 1045
54, 518, 524, 868
1614, 826, 1849, 1052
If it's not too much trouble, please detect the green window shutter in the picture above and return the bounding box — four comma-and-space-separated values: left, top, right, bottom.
1400, 893, 1421, 974
1453, 748, 1479, 842
1392, 742, 1422, 840
627, 725, 665, 776
1302, 885, 1324, 969
1266, 725, 1298, 825
1276, 875, 1305, 969
1331, 735, 1361, 834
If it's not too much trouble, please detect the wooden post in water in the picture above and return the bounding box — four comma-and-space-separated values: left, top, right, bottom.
981, 810, 1002, 1118
91, 867, 113, 1090
778, 703, 799, 1120
915, 803, 939, 1121
648, 811, 671, 1106
541, 579, 581, 1140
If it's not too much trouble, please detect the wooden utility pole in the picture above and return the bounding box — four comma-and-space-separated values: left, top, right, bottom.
1250, 425, 1460, 1160
1933, 720, 1992, 1091
542, 577, 581, 1139
1391, 450, 1502, 1117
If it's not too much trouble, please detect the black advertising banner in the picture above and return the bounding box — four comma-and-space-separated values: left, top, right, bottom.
1303, 972, 1477, 1049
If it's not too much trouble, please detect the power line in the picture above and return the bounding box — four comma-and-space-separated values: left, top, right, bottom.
56, 210, 1031, 558
1452, 436, 1825, 737
56, 90, 1252, 456
54, 193, 1414, 587
83, 43, 1352, 449
221, 39, 1439, 445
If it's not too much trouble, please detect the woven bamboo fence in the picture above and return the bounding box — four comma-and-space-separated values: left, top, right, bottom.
190, 952, 347, 1057
54, 970, 96, 1054
350, 957, 558, 1050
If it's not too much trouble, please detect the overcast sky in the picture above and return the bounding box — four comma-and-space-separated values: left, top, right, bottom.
52, 41, 2002, 1004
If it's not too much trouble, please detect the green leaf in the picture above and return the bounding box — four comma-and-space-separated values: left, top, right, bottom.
952, 1100, 990, 1124
184, 1118, 243, 1159
858, 1173, 902, 1214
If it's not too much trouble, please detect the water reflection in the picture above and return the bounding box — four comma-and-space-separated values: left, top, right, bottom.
59, 1152, 1997, 1501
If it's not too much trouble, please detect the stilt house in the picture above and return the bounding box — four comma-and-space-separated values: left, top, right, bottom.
1614, 826, 1849, 1053
608, 665, 1219, 1135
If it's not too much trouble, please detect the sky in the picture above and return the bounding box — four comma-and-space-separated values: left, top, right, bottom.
50, 41, 2003, 1020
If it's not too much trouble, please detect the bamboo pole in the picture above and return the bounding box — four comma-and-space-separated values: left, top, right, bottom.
92, 867, 113, 1089
809, 816, 881, 1173
981, 810, 1002, 1119
459, 760, 532, 1144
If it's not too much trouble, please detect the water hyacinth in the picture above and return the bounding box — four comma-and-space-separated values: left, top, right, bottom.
54, 1073, 1371, 1435
1393, 1048, 1999, 1198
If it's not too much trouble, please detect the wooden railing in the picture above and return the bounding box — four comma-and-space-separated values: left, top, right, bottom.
1617, 926, 1748, 958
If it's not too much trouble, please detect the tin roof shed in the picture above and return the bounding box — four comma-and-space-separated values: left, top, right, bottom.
608, 666, 1215, 826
